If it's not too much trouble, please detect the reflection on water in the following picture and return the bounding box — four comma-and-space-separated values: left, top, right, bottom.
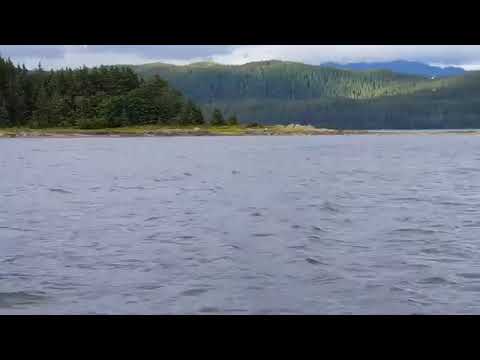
2, 135, 480, 314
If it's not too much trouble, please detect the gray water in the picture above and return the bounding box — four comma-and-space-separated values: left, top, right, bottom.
2, 135, 480, 314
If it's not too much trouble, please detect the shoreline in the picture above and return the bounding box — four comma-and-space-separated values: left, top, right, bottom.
1, 126, 480, 138
0, 125, 356, 138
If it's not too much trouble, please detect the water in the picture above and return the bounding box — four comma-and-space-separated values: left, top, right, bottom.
1, 135, 480, 314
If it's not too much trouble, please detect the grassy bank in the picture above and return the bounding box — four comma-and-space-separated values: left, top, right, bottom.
0, 124, 348, 138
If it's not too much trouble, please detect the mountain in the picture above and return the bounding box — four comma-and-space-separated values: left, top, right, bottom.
322, 60, 465, 78
130, 60, 480, 129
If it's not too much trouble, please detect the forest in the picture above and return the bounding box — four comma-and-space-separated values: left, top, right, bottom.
0, 56, 212, 129
133, 60, 480, 129
3, 56, 480, 130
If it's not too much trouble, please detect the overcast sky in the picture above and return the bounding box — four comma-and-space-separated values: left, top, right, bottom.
1, 45, 480, 70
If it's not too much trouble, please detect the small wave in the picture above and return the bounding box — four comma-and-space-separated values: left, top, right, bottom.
48, 188, 73, 194
321, 201, 341, 213
393, 197, 425, 202
288, 244, 308, 250
199, 306, 221, 313
418, 276, 453, 285
0, 291, 47, 308
180, 288, 209, 297
145, 216, 162, 222
306, 257, 324, 265
390, 228, 437, 235
437, 201, 465, 206
420, 247, 443, 254
154, 176, 182, 182
176, 235, 196, 240
457, 167, 480, 173
118, 186, 145, 190
463, 285, 480, 292
252, 233, 275, 237
0, 226, 34, 233
457, 273, 480, 279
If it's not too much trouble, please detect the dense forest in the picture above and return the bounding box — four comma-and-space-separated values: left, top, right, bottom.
3, 56, 480, 130
0, 56, 207, 128
132, 60, 480, 129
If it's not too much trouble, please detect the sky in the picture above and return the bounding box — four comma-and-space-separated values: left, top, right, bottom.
1, 45, 480, 70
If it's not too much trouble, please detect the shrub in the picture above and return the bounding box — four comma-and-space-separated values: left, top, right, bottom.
77, 118, 110, 129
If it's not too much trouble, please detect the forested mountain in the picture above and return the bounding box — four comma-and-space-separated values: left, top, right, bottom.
0, 56, 204, 128
3, 55, 480, 130
131, 60, 480, 129
322, 60, 465, 78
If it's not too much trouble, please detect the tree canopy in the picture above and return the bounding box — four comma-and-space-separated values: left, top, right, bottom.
0, 56, 207, 128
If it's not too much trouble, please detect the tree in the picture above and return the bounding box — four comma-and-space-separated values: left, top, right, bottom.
210, 108, 225, 126
0, 101, 9, 126
179, 100, 204, 125
190, 104, 205, 125
227, 114, 239, 126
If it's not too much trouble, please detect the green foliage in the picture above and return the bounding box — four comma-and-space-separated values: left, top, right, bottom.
0, 56, 204, 129
178, 100, 204, 125
210, 108, 225, 126
0, 101, 9, 126
227, 114, 239, 126
77, 118, 110, 129
133, 60, 480, 129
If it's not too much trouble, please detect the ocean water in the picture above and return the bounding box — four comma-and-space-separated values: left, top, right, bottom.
1, 135, 480, 314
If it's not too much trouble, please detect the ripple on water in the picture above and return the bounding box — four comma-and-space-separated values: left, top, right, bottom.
417, 277, 455, 285
198, 306, 221, 313
0, 291, 47, 308
48, 188, 73, 194
457, 273, 480, 279
390, 228, 438, 236
306, 257, 324, 265
252, 233, 275, 238
180, 288, 210, 297
321, 201, 341, 213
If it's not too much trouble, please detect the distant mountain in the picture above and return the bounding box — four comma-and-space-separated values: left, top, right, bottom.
322, 60, 465, 78
130, 60, 480, 129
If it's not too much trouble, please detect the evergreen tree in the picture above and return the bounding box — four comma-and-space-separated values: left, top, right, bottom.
210, 108, 225, 126
179, 100, 204, 125
0, 101, 9, 126
227, 114, 239, 126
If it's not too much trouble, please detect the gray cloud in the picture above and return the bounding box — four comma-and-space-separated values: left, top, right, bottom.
1, 45, 480, 70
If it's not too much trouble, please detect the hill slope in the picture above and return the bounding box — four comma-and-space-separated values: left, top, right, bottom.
131, 61, 480, 129
322, 60, 466, 78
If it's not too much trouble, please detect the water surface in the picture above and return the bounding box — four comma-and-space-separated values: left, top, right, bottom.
2, 135, 480, 314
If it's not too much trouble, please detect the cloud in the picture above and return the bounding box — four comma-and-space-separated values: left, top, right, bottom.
210, 45, 480, 68
2, 45, 480, 70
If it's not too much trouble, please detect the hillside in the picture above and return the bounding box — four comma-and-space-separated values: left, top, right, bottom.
322, 60, 465, 78
130, 60, 480, 129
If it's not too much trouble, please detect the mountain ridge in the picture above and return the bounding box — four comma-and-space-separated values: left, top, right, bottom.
128, 60, 480, 129
321, 60, 466, 78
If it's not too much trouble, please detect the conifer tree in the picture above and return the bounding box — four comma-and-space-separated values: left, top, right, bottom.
210, 108, 225, 126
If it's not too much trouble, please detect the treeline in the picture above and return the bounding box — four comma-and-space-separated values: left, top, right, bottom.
133, 60, 480, 129
0, 56, 235, 129
133, 60, 443, 102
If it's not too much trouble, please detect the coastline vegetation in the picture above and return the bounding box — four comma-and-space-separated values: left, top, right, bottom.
0, 55, 216, 130
0, 124, 345, 138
